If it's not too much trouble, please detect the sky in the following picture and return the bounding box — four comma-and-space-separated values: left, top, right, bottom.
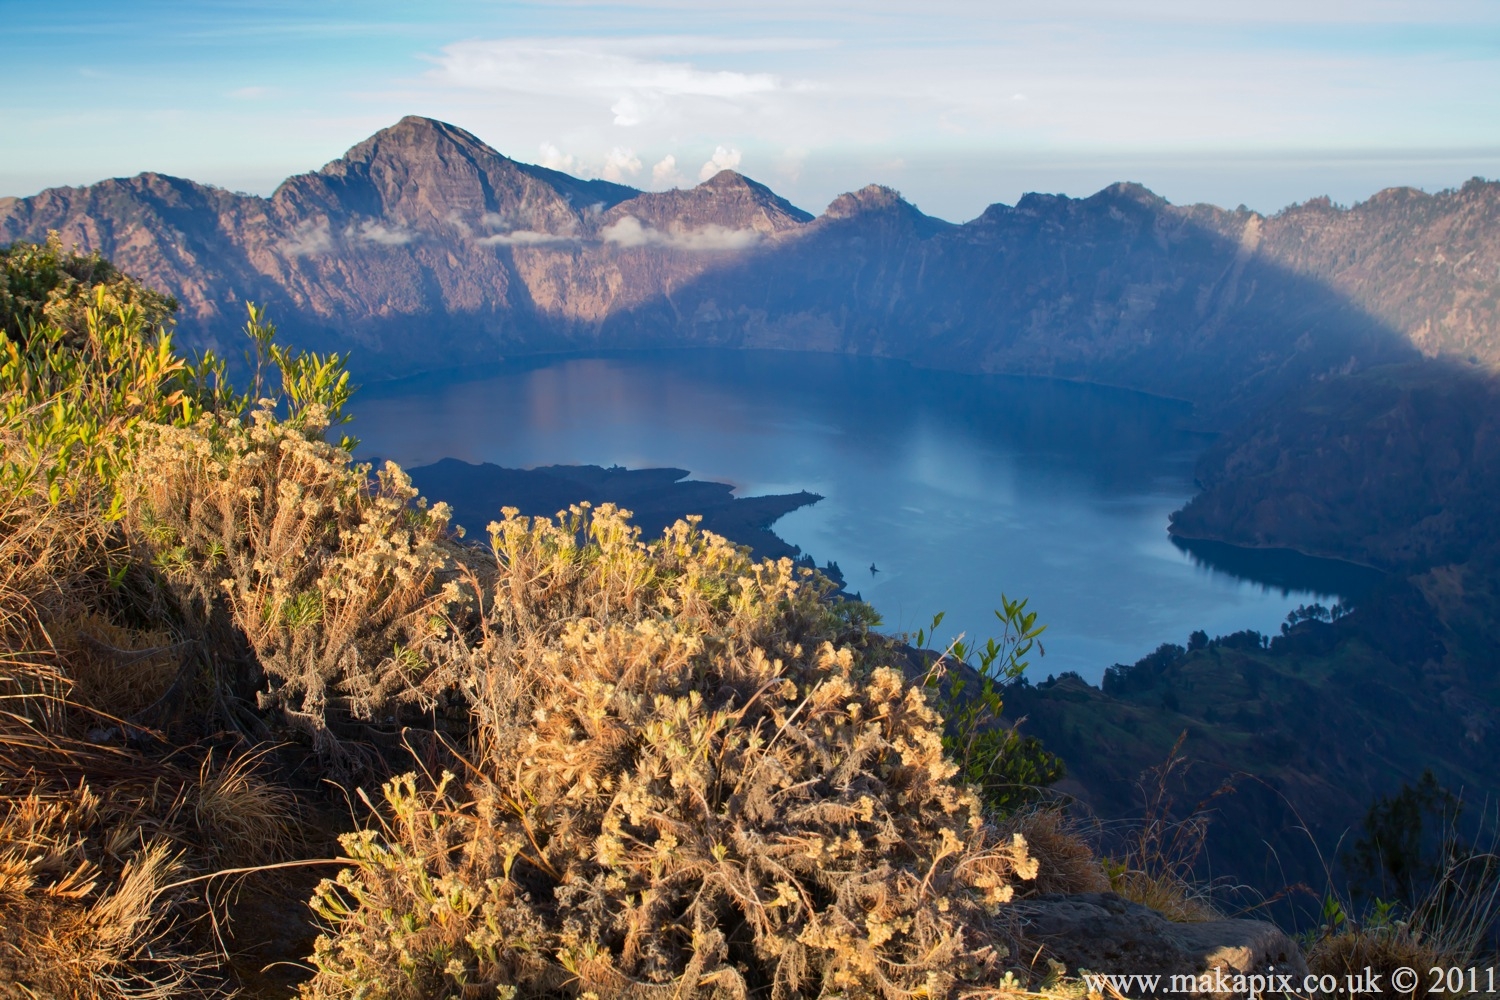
3, 0, 1499, 222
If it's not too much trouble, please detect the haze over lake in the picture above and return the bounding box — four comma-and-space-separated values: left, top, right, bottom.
353, 349, 1362, 683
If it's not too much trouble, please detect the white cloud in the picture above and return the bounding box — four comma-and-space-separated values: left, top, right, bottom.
651, 154, 684, 188
601, 215, 761, 251
602, 147, 642, 182
228, 86, 271, 100
477, 230, 580, 246
429, 38, 781, 128
353, 220, 415, 246
278, 219, 332, 258
699, 146, 743, 181
537, 142, 576, 172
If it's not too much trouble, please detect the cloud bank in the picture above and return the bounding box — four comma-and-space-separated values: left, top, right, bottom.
601, 216, 761, 251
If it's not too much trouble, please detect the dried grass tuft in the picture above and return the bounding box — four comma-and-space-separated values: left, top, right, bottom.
1102, 738, 1225, 923
53, 614, 181, 719
0, 425, 300, 996
1305, 929, 1442, 998
1003, 809, 1109, 897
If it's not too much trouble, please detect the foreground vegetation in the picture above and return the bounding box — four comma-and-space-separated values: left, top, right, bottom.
0, 238, 1097, 998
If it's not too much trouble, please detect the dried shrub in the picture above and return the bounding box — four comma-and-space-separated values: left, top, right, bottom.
303, 507, 1040, 1000
123, 407, 463, 770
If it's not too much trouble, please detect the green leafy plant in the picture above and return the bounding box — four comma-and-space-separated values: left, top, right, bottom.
918, 597, 1065, 816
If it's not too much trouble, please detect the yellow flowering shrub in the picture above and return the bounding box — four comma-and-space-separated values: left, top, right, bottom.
304, 506, 1038, 999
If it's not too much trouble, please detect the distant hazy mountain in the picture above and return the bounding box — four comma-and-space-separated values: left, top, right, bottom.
3, 115, 1497, 419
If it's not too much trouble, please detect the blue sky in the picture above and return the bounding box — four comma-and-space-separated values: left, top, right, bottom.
3, 0, 1498, 221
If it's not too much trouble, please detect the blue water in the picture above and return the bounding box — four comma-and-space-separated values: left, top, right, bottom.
351, 349, 1368, 684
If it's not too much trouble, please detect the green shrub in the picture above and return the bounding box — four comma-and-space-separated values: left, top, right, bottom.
916, 602, 1065, 816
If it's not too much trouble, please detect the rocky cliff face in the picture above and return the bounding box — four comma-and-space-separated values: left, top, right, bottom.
4, 116, 1498, 417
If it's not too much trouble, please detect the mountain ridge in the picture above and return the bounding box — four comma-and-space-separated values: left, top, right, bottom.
3, 116, 1497, 421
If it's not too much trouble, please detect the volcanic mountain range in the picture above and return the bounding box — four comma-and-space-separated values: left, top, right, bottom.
4, 115, 1498, 425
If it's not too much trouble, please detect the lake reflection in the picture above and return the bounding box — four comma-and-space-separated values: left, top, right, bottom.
352, 349, 1364, 684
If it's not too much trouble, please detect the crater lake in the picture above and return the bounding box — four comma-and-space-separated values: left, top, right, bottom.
350, 349, 1376, 683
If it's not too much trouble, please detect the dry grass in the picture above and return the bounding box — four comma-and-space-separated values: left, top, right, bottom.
1306, 929, 1442, 998
1099, 739, 1226, 923
1003, 809, 1109, 897
1305, 818, 1500, 999
51, 614, 182, 719
0, 427, 302, 996
0, 485, 199, 996
0, 798, 201, 1000
301, 506, 1043, 1000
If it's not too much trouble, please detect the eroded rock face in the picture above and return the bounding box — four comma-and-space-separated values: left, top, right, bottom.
4, 115, 1498, 417
1016, 892, 1309, 999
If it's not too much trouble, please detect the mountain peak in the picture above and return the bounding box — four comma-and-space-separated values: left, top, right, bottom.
606, 168, 811, 234
698, 169, 750, 188
271, 116, 637, 229
328, 116, 499, 174
820, 185, 952, 235
1090, 181, 1168, 208
825, 185, 907, 218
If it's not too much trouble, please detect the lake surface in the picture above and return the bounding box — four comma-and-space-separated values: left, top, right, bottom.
351, 349, 1372, 684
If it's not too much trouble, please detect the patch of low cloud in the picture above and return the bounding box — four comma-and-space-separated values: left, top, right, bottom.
477, 230, 580, 247
651, 154, 685, 188
278, 219, 332, 258
228, 86, 271, 100
601, 215, 760, 252
353, 220, 416, 246
699, 146, 742, 182
444, 211, 474, 238
476, 213, 579, 246
602, 147, 642, 183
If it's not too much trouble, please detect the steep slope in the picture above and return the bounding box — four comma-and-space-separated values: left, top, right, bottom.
1169, 361, 1500, 569
1254, 182, 1500, 365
